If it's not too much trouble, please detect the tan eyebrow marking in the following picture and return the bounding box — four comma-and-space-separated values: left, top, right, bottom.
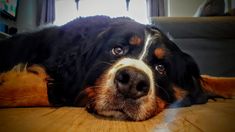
129, 35, 142, 46
154, 48, 166, 59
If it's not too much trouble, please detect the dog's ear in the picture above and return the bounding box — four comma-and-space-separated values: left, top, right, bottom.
167, 43, 208, 105
181, 52, 208, 104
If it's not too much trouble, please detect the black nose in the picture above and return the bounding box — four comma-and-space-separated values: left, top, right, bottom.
114, 67, 150, 99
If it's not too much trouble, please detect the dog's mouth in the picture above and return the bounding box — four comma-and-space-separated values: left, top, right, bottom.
87, 102, 132, 120
75, 85, 159, 121
85, 89, 158, 121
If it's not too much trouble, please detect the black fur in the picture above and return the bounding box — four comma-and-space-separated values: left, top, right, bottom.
0, 16, 207, 107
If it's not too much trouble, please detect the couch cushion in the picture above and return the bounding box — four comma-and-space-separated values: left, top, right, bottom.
175, 39, 235, 77
151, 17, 235, 39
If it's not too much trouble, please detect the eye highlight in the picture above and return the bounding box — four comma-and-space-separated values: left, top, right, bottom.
111, 47, 124, 56
155, 64, 166, 75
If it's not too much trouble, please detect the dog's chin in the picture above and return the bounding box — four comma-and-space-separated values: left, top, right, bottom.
91, 108, 130, 120
85, 86, 158, 121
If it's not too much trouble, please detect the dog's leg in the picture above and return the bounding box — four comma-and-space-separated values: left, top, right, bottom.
0, 64, 50, 107
201, 75, 235, 98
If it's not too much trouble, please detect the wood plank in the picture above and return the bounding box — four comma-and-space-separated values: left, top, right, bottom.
0, 99, 234, 132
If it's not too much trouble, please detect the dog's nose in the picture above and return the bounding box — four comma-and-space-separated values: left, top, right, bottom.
114, 67, 150, 99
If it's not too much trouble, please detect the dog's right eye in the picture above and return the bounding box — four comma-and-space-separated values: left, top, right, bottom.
155, 64, 166, 75
111, 47, 124, 56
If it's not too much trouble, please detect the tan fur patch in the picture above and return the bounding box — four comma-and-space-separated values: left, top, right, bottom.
0, 64, 50, 107
129, 35, 142, 46
156, 97, 167, 113
172, 85, 188, 101
201, 75, 235, 98
154, 48, 166, 59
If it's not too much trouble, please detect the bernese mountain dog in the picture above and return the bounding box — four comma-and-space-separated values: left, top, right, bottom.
0, 16, 234, 121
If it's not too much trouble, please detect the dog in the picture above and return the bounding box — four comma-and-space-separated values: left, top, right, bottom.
0, 16, 234, 121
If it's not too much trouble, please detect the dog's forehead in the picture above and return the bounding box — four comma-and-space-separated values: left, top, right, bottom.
107, 21, 164, 60
111, 20, 145, 34
138, 27, 163, 60
111, 23, 162, 44
108, 24, 145, 46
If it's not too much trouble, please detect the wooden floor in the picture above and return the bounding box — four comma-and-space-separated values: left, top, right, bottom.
0, 99, 235, 132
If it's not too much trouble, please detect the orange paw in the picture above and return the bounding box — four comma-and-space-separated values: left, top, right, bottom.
201, 75, 235, 98
0, 64, 50, 107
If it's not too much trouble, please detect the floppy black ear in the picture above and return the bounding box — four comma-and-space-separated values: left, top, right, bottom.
181, 52, 208, 104
166, 42, 208, 106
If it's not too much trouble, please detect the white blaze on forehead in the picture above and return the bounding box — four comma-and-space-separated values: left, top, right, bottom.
138, 30, 161, 60
107, 58, 155, 96
138, 34, 153, 60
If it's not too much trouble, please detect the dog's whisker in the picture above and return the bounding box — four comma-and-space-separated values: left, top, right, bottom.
99, 61, 113, 66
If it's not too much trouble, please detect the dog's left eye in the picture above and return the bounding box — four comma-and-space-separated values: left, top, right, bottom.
112, 47, 124, 56
155, 64, 165, 73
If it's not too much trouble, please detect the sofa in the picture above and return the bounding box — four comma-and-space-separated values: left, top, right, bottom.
151, 17, 235, 77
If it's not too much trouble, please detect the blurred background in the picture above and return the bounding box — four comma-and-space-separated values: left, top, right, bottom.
0, 0, 234, 34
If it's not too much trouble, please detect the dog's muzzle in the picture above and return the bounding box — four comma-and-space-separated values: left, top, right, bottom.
86, 58, 158, 121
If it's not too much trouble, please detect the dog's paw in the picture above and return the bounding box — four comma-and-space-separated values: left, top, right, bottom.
0, 64, 50, 107
201, 75, 235, 98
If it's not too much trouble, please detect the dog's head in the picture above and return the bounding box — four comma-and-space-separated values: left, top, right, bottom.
58, 16, 206, 121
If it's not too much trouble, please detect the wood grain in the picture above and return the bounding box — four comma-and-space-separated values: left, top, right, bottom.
0, 99, 234, 132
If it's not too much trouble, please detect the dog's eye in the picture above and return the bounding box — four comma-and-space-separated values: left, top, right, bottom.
155, 64, 165, 73
112, 47, 124, 56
